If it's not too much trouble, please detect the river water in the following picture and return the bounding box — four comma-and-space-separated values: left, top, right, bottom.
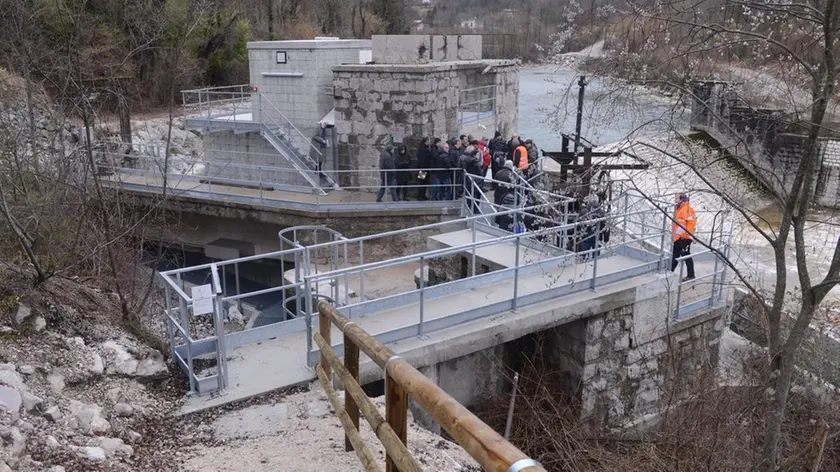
516, 66, 691, 150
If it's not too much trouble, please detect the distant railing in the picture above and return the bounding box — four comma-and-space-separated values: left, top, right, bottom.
181, 84, 252, 119
316, 301, 546, 472
99, 150, 465, 211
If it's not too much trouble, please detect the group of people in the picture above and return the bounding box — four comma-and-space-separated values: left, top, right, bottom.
375, 132, 541, 203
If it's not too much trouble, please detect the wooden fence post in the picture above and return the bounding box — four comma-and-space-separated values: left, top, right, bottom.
319, 307, 331, 380
345, 338, 360, 452
385, 370, 408, 472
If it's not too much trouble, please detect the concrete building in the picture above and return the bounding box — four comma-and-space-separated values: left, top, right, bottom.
184, 35, 519, 194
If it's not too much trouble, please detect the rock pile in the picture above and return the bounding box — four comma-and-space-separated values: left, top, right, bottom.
1, 302, 171, 471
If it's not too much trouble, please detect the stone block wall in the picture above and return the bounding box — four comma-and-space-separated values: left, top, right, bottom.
581, 305, 724, 428
202, 131, 310, 188
691, 80, 840, 207
372, 35, 482, 64
332, 60, 518, 188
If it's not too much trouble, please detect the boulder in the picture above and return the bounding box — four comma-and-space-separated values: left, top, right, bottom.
0, 364, 15, 372
17, 366, 35, 376
127, 431, 142, 443
113, 403, 133, 418
45, 435, 60, 449
46, 373, 65, 395
0, 426, 26, 458
43, 406, 61, 423
12, 304, 31, 326
98, 436, 134, 457
14, 421, 33, 433
99, 339, 167, 381
32, 316, 46, 332
68, 401, 110, 435
0, 387, 21, 414
0, 460, 10, 472
74, 446, 106, 462
20, 392, 42, 413
0, 370, 26, 392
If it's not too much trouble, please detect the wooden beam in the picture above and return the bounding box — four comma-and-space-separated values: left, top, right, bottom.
386, 373, 408, 472
318, 301, 545, 472
316, 365, 382, 472
345, 338, 360, 453
314, 333, 423, 472
319, 309, 332, 380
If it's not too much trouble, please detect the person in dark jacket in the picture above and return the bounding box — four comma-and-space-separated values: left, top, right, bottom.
449, 139, 463, 199
493, 160, 519, 229
375, 145, 399, 202
432, 142, 453, 201
488, 131, 508, 189
416, 137, 432, 200
459, 145, 483, 214
525, 139, 539, 177
394, 144, 412, 201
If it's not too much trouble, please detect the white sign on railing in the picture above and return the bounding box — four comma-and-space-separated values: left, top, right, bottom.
192, 284, 214, 315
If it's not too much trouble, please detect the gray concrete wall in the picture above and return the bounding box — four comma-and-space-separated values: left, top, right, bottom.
247, 39, 372, 165
372, 35, 482, 64
203, 131, 311, 188
332, 60, 518, 188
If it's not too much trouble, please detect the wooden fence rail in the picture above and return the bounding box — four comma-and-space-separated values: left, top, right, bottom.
315, 300, 545, 472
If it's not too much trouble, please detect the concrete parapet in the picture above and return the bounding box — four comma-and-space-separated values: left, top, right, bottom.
372, 35, 482, 64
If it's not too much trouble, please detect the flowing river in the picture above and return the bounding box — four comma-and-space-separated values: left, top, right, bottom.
516, 66, 691, 150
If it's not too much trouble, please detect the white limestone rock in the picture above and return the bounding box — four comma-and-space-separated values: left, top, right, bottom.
98, 338, 167, 381
17, 365, 35, 376
45, 435, 60, 449
0, 370, 26, 392
113, 403, 133, 418
43, 406, 61, 423
74, 446, 106, 462
127, 430, 142, 443
68, 401, 111, 435
32, 316, 46, 332
98, 436, 134, 457
46, 373, 65, 395
0, 426, 26, 458
20, 391, 42, 412
12, 304, 31, 326
0, 387, 21, 415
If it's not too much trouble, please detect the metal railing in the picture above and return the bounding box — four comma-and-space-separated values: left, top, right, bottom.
100, 150, 465, 212
316, 301, 545, 472
181, 84, 252, 118
158, 183, 733, 394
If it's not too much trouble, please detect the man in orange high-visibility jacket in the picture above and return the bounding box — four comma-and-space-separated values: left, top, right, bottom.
511, 139, 528, 170
671, 193, 697, 281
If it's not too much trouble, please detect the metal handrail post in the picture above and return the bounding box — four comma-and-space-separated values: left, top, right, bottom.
359, 240, 365, 301
591, 223, 600, 291
235, 263, 242, 312
418, 256, 427, 339
471, 218, 477, 277
304, 273, 315, 366
674, 261, 684, 321
259, 166, 264, 203
622, 191, 630, 244
164, 285, 175, 361
658, 208, 668, 271
513, 235, 521, 311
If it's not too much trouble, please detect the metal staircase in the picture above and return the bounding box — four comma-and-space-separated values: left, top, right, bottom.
258, 95, 340, 192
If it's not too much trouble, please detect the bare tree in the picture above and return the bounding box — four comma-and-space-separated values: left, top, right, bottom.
578, 0, 840, 468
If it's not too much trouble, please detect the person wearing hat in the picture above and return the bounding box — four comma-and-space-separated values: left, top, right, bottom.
375, 145, 399, 202
489, 131, 508, 189
524, 139, 538, 176
671, 193, 697, 281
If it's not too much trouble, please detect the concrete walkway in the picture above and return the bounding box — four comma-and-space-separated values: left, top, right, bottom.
181, 252, 661, 414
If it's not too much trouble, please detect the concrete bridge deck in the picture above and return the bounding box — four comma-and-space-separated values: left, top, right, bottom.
180, 250, 717, 414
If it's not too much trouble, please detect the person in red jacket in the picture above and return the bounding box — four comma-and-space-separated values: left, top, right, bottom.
671, 193, 697, 281
477, 139, 491, 187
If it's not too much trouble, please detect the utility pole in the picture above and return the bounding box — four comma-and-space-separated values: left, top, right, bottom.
573, 75, 586, 165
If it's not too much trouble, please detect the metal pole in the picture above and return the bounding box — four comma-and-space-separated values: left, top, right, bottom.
235, 262, 242, 312
504, 373, 520, 440
259, 166, 263, 203
658, 207, 668, 271
418, 256, 426, 338
305, 274, 315, 366
343, 240, 350, 306
359, 240, 365, 301
471, 219, 477, 277
574, 75, 586, 161
164, 284, 175, 361
513, 235, 521, 311
674, 261, 684, 321
622, 191, 630, 244
591, 223, 600, 291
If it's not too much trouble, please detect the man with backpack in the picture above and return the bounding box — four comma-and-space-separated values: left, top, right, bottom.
671, 193, 697, 281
